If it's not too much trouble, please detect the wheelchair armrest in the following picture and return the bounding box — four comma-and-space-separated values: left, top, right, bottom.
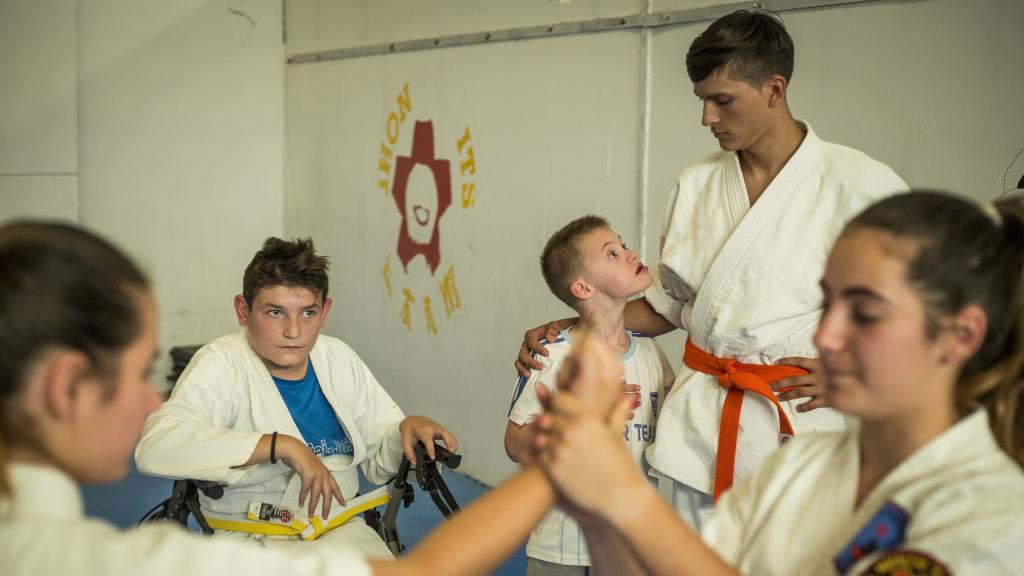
193, 480, 224, 500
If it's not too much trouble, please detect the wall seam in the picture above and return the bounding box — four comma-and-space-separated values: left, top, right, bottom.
637, 0, 653, 263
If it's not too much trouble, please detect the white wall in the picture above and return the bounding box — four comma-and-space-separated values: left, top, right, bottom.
0, 0, 78, 223
285, 20, 643, 483
77, 0, 286, 369
285, 0, 642, 56
1, 0, 287, 382
285, 0, 1024, 485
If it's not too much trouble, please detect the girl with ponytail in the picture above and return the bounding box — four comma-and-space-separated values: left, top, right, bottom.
842, 191, 1024, 466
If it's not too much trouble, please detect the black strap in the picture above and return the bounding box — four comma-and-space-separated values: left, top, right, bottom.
373, 441, 463, 555
138, 479, 222, 536
413, 443, 461, 517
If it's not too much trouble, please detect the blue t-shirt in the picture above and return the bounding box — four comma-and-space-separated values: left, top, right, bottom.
272, 363, 354, 457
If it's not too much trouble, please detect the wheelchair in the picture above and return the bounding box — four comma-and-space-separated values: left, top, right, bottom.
140, 440, 462, 556
141, 346, 462, 557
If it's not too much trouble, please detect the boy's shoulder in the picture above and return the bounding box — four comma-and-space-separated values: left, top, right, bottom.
539, 331, 571, 348
530, 332, 574, 369
188, 331, 248, 367
308, 334, 373, 380
627, 330, 663, 350
169, 332, 250, 396
624, 330, 672, 366
530, 330, 667, 373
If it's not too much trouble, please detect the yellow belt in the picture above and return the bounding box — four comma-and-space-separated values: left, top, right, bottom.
204, 486, 389, 541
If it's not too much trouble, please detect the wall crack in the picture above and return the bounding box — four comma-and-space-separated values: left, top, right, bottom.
227, 4, 256, 27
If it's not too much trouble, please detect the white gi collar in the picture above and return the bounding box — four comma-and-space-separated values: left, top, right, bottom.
856, 408, 997, 501
1, 462, 83, 520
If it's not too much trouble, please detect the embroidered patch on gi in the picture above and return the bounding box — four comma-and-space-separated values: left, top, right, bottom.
834, 501, 909, 573
858, 550, 950, 575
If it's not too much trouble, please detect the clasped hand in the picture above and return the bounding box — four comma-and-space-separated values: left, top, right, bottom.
529, 336, 649, 519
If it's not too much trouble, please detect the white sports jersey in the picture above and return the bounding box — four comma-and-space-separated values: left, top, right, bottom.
645, 122, 907, 496
508, 328, 674, 566
703, 409, 1024, 575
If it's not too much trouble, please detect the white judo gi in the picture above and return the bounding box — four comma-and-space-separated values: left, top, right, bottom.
702, 409, 1024, 575
508, 329, 674, 566
644, 122, 907, 525
0, 463, 372, 576
135, 330, 405, 556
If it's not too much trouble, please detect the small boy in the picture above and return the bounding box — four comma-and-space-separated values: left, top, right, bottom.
505, 215, 674, 575
136, 237, 457, 557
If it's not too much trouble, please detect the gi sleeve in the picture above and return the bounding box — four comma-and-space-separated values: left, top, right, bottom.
134, 346, 266, 486
342, 351, 407, 485
34, 521, 372, 576
644, 264, 686, 331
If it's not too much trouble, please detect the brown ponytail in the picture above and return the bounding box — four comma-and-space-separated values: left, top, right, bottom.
847, 191, 1024, 465
0, 221, 149, 495
966, 197, 1024, 464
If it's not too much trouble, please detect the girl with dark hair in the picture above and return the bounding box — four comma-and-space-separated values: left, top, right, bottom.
535, 191, 1024, 575
0, 221, 613, 576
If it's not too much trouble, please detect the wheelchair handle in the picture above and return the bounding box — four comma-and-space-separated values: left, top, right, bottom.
426, 441, 461, 470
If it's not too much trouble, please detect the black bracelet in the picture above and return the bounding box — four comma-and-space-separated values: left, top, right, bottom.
270, 431, 278, 464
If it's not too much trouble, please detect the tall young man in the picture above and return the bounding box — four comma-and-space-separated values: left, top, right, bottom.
517, 10, 907, 528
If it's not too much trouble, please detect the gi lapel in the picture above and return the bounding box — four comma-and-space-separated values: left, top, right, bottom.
690, 127, 824, 353
240, 329, 305, 440
830, 412, 987, 573
309, 342, 367, 465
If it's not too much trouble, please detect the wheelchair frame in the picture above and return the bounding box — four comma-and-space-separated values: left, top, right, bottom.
139, 440, 462, 556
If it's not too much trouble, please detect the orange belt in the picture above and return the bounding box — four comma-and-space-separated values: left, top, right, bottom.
683, 339, 806, 502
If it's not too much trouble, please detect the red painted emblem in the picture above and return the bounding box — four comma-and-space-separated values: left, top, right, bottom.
391, 120, 452, 274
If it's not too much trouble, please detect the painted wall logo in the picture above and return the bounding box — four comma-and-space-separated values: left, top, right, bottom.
377, 82, 477, 335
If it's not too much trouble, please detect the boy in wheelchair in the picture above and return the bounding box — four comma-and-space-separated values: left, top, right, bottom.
135, 237, 457, 557
145, 439, 463, 559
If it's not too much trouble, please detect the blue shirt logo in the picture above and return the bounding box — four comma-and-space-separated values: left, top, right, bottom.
272, 364, 354, 457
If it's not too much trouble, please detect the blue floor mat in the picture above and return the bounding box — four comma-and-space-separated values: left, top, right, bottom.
81, 462, 526, 575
